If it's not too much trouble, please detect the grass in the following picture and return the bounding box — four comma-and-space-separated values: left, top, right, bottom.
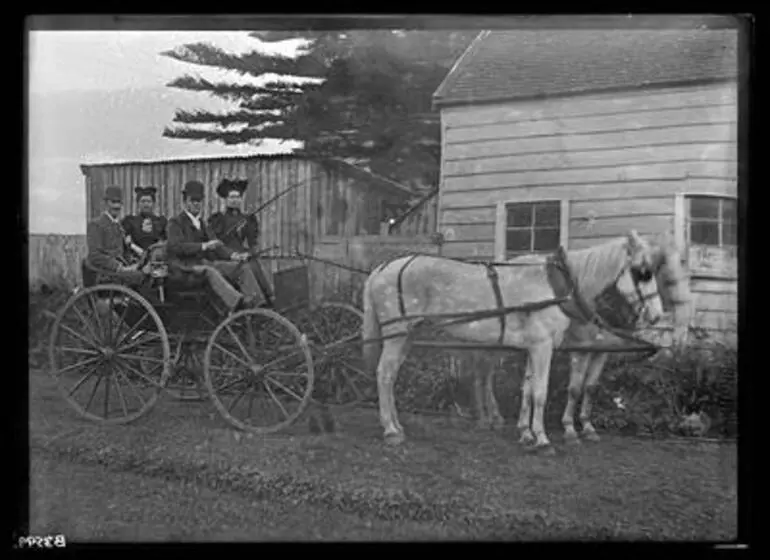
30, 368, 737, 541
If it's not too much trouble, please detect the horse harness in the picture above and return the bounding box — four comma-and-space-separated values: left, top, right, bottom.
383, 248, 659, 350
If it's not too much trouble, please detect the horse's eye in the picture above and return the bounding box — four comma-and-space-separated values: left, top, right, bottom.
632, 267, 653, 283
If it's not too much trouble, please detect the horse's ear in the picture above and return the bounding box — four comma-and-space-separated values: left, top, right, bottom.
625, 230, 643, 252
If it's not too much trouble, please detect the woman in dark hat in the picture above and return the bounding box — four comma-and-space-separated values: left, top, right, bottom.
209, 178, 275, 307
121, 186, 167, 258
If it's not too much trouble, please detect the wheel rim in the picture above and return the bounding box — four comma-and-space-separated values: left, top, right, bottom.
203, 308, 314, 434
289, 302, 373, 407
48, 284, 171, 424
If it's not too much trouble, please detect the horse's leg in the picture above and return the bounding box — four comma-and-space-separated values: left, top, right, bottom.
516, 355, 535, 445
562, 352, 591, 445
579, 352, 609, 443
485, 364, 505, 430
529, 343, 555, 450
473, 361, 491, 429
377, 336, 410, 445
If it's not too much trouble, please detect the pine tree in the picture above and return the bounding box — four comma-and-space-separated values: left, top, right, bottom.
161, 30, 477, 191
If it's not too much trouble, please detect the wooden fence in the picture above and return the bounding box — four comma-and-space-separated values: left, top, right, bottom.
28, 234, 87, 291
310, 235, 442, 306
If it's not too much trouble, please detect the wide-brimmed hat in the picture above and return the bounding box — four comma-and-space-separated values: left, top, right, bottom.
182, 180, 205, 200
216, 178, 248, 199
104, 186, 123, 202
134, 186, 158, 200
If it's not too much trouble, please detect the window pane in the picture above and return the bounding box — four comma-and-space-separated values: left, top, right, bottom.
507, 203, 533, 227
689, 197, 720, 219
723, 221, 737, 246
534, 202, 560, 227
690, 222, 719, 245
533, 228, 560, 251
722, 199, 737, 222
506, 229, 532, 252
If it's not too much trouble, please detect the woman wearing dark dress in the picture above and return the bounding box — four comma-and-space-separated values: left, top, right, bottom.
208, 178, 275, 307
122, 186, 167, 259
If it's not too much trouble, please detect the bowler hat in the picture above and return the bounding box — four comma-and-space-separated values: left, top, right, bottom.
104, 186, 123, 202
183, 180, 205, 200
216, 178, 248, 199
134, 186, 158, 200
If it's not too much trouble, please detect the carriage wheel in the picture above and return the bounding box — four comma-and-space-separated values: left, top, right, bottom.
48, 284, 171, 424
288, 302, 373, 408
203, 308, 314, 434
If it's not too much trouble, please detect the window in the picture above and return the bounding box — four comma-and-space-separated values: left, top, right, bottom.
686, 196, 737, 247
504, 200, 562, 258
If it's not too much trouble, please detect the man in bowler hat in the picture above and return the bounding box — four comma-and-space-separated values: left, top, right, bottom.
85, 185, 144, 284
166, 180, 262, 312
209, 178, 275, 308
122, 186, 167, 258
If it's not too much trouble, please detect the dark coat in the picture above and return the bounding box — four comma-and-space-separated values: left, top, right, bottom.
122, 213, 167, 250
208, 209, 259, 253
166, 211, 234, 274
86, 213, 128, 272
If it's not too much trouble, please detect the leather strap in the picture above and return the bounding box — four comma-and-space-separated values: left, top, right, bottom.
397, 254, 421, 316
485, 263, 506, 344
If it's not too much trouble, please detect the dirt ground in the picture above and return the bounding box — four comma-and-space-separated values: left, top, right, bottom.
29, 368, 738, 542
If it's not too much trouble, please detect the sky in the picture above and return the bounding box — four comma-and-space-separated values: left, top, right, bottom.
28, 31, 309, 234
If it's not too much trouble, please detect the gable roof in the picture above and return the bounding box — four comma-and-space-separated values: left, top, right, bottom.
433, 29, 738, 108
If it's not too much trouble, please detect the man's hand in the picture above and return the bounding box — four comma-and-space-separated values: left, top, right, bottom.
202, 239, 223, 251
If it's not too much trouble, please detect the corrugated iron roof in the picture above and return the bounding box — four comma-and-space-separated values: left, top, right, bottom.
433, 29, 738, 107
80, 153, 416, 198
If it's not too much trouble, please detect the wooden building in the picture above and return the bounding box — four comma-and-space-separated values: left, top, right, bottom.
81, 154, 415, 304
432, 29, 738, 342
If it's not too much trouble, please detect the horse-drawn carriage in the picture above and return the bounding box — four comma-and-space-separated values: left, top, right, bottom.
47, 242, 370, 433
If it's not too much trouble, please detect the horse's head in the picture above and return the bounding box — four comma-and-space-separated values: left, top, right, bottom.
613, 230, 665, 326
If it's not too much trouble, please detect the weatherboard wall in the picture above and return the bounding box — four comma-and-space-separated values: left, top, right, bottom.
437, 82, 738, 342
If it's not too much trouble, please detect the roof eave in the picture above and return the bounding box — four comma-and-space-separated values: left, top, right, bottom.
431, 30, 489, 112
434, 76, 739, 110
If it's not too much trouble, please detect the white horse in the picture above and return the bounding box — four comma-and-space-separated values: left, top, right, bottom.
362, 230, 665, 451
471, 232, 693, 444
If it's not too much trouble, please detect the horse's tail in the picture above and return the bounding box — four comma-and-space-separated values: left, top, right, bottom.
362, 273, 383, 377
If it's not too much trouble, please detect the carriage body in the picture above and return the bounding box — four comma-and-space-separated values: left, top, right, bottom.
47, 242, 367, 433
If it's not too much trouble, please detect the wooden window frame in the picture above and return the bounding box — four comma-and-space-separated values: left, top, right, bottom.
495, 198, 570, 262
675, 192, 738, 281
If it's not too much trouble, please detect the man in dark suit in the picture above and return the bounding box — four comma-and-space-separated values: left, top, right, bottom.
122, 186, 167, 260
85, 185, 144, 285
166, 180, 262, 312
209, 178, 275, 308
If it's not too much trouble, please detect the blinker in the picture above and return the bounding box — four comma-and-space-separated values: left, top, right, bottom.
631, 267, 653, 284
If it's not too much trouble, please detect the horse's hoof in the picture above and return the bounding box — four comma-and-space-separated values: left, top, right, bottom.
384, 433, 405, 446
564, 434, 582, 445
519, 434, 536, 446
583, 431, 601, 443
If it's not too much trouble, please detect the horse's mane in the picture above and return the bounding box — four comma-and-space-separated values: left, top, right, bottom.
565, 237, 636, 303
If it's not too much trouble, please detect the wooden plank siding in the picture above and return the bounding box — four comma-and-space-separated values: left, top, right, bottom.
437, 81, 737, 343
81, 156, 414, 298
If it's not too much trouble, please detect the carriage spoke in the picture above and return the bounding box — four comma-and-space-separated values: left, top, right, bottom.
58, 346, 100, 357
58, 322, 101, 352
67, 361, 101, 396
114, 366, 147, 407
258, 351, 308, 375
84, 368, 104, 412
212, 342, 253, 369
116, 353, 165, 365
112, 372, 130, 417
227, 384, 249, 413
114, 356, 165, 389
86, 294, 106, 339
225, 324, 254, 366
264, 379, 290, 418
56, 355, 102, 377
71, 301, 103, 345
115, 311, 150, 347
265, 375, 304, 402
104, 374, 111, 419
116, 331, 162, 354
